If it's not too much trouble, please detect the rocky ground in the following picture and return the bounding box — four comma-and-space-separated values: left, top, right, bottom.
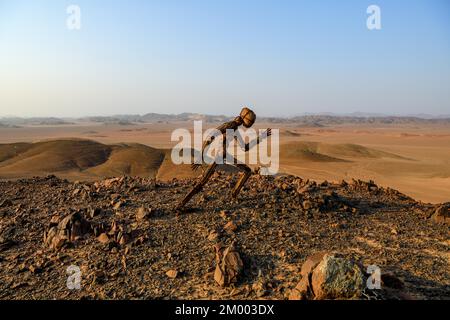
0, 172, 448, 300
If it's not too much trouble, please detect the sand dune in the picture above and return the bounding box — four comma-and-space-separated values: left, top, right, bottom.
0, 121, 449, 203
86, 143, 164, 177
0, 143, 33, 163
281, 141, 406, 162
282, 130, 302, 137
0, 140, 163, 179
0, 140, 111, 174
280, 142, 347, 162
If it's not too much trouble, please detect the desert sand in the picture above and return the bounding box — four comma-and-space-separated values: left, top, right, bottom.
0, 121, 449, 203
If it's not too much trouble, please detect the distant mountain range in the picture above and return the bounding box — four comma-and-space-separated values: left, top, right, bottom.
1, 112, 450, 127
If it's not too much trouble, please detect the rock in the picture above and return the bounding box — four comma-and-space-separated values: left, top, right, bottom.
289, 252, 326, 300
290, 252, 365, 300
302, 200, 313, 210
431, 204, 450, 225
223, 221, 238, 233
131, 235, 147, 247
29, 264, 42, 274
103, 177, 122, 188
50, 215, 60, 224
207, 230, 220, 242
311, 254, 365, 300
44, 212, 91, 250
166, 269, 178, 279
97, 233, 110, 244
88, 207, 102, 219
110, 221, 118, 234
118, 233, 130, 245
214, 242, 243, 287
301, 251, 327, 276
136, 206, 150, 221
18, 262, 27, 273
52, 236, 67, 250
289, 275, 310, 300
252, 275, 268, 297
219, 210, 230, 219
113, 201, 125, 210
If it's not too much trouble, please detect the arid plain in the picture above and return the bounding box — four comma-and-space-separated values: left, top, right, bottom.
0, 120, 449, 203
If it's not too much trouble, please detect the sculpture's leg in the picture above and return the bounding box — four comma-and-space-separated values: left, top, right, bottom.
231, 163, 252, 198
177, 162, 218, 209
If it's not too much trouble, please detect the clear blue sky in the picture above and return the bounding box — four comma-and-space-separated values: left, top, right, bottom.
0, 0, 449, 117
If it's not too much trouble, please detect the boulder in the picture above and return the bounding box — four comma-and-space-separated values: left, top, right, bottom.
431, 204, 450, 225
289, 252, 326, 300
214, 242, 243, 287
44, 212, 91, 250
136, 206, 151, 221
97, 233, 110, 244
290, 252, 365, 300
311, 254, 365, 300
88, 207, 103, 219
289, 276, 311, 300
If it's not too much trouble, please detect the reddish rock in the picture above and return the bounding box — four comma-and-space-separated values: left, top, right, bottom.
44, 212, 91, 250
166, 269, 178, 279
136, 206, 150, 221
97, 233, 110, 244
431, 204, 450, 225
223, 221, 238, 233
289, 251, 326, 300
301, 251, 327, 275
214, 243, 243, 287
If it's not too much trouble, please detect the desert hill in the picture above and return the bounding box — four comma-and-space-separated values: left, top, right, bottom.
280, 141, 408, 162
0, 174, 448, 299
0, 136, 448, 203
86, 143, 164, 177
0, 140, 164, 180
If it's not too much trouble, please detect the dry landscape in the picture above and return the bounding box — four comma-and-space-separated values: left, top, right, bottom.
0, 174, 448, 299
0, 116, 449, 203
0, 115, 449, 300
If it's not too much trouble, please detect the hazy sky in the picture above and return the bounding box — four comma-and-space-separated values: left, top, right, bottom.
1, 0, 449, 117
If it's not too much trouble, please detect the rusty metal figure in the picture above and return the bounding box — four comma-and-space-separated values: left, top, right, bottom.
176, 107, 271, 210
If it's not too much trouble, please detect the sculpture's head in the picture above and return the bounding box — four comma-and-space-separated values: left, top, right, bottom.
239, 107, 256, 128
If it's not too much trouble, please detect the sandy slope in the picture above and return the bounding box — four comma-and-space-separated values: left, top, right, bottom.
0, 140, 164, 180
